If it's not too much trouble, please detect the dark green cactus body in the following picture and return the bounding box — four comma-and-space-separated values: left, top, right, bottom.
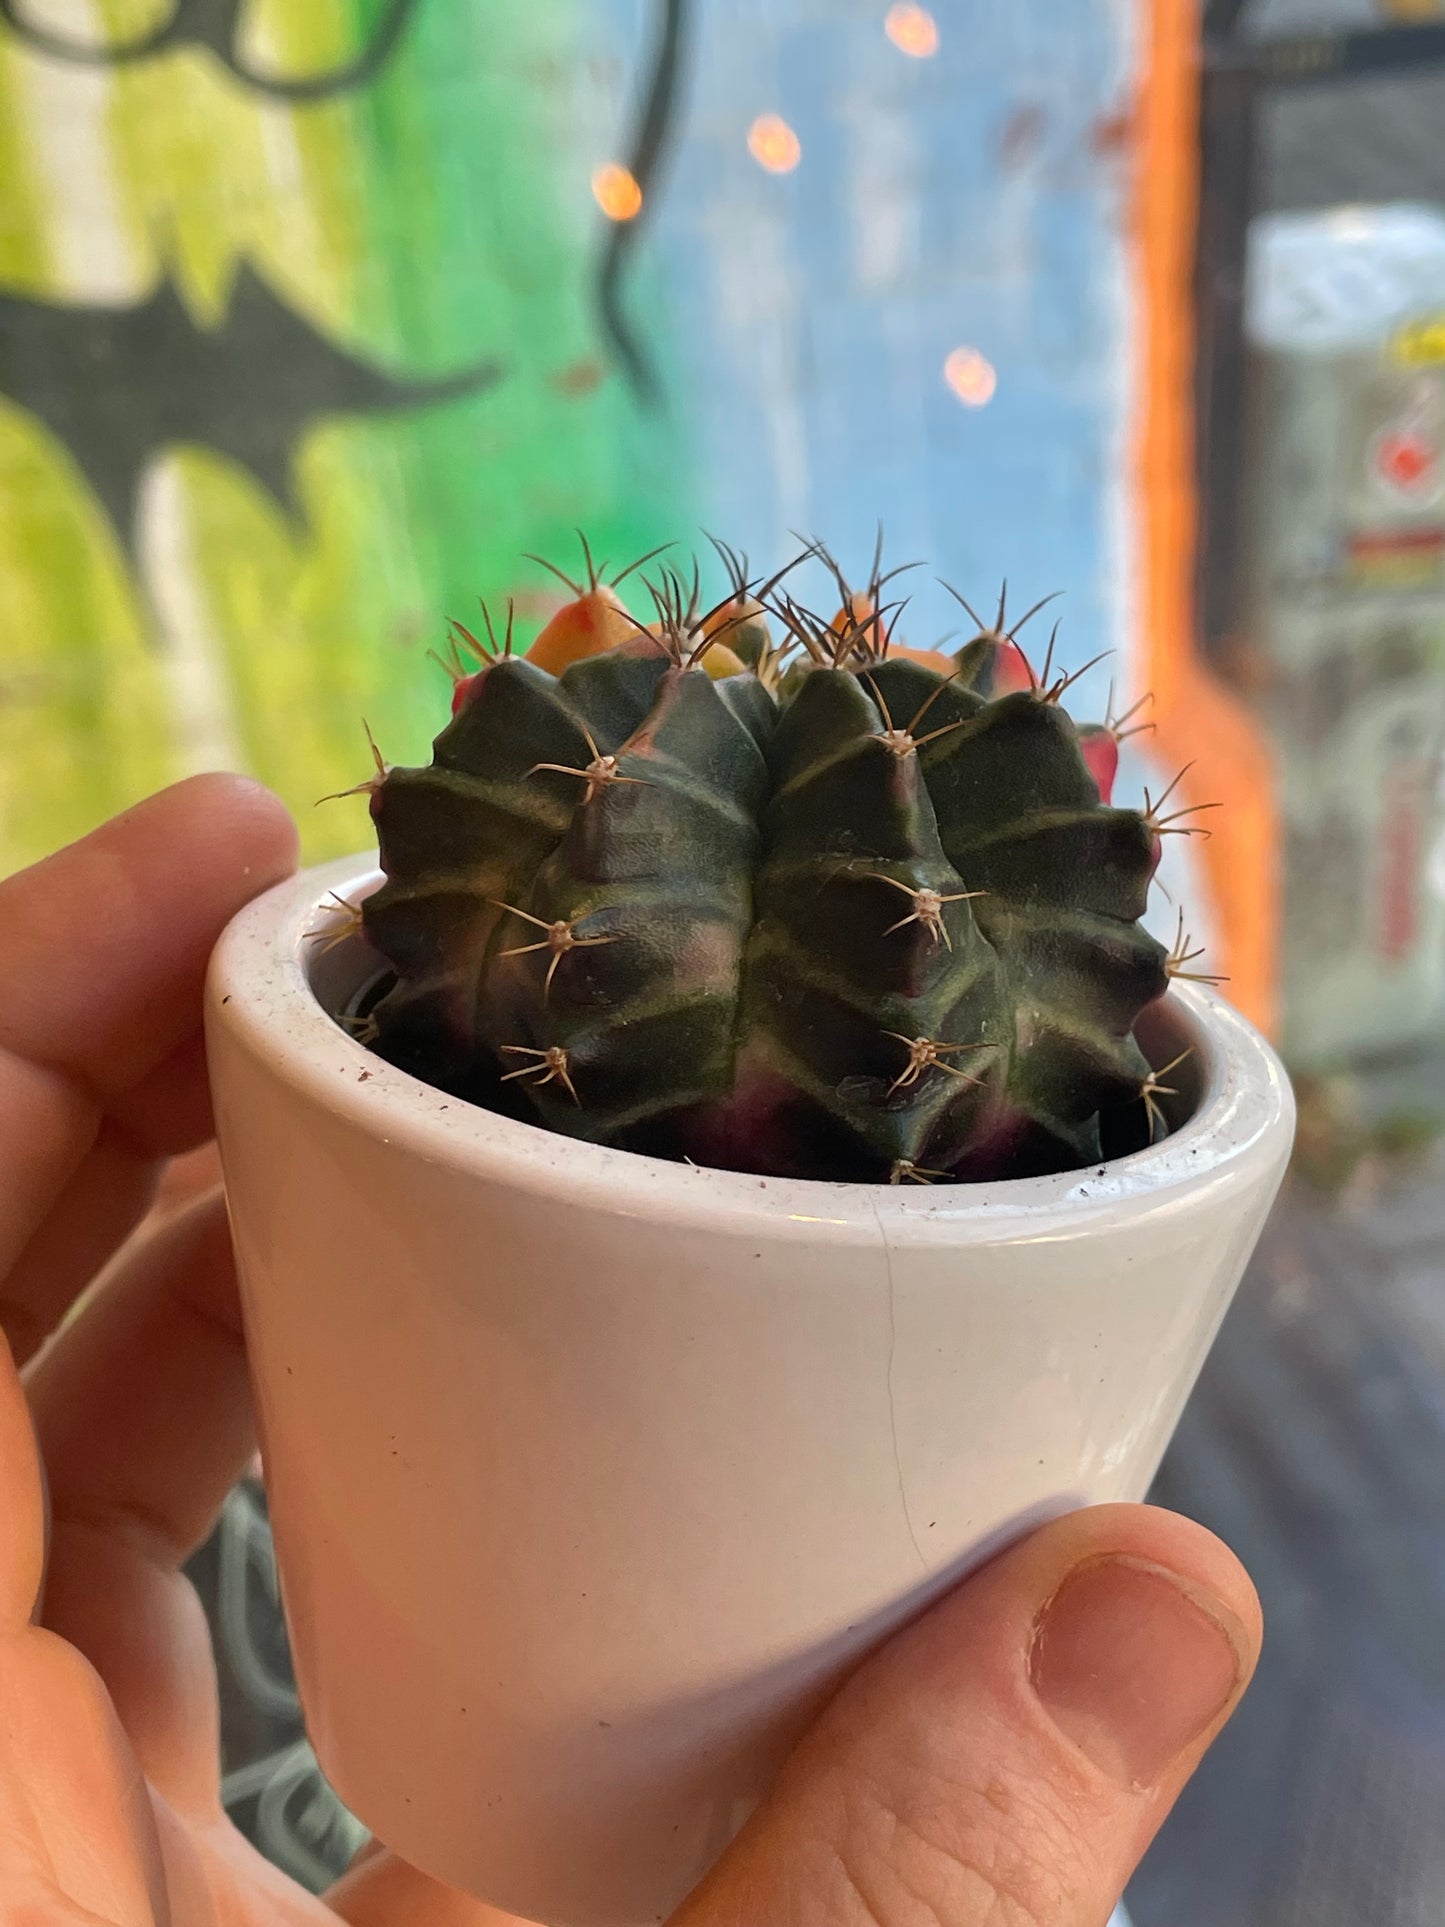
722, 666, 1008, 1180
363, 637, 1169, 1181
485, 663, 768, 1146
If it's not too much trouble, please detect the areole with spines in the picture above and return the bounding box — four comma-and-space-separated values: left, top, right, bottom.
342, 538, 1219, 1183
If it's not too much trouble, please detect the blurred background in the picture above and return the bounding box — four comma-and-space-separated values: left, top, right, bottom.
5, 0, 1445, 1919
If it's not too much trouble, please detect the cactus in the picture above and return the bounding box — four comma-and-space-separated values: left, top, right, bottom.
350, 541, 1214, 1183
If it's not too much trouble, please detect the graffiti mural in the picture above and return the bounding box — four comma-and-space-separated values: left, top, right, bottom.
0, 0, 422, 96
0, 270, 500, 557
0, 0, 685, 874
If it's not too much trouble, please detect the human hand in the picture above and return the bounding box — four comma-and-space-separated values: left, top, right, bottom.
0, 776, 1260, 1927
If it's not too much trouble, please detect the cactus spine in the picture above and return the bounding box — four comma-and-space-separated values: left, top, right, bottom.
355, 542, 1207, 1182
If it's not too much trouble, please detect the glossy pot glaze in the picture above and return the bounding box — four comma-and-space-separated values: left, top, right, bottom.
206, 856, 1294, 1927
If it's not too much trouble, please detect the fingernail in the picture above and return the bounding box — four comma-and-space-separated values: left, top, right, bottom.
1029, 1555, 1246, 1789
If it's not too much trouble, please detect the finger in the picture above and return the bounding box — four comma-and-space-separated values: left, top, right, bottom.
3, 1115, 225, 1372
27, 1192, 253, 1571
673, 1504, 1260, 1927
327, 1849, 533, 1927
0, 771, 297, 1095
0, 773, 296, 1356
109, 1030, 218, 1155
40, 1521, 223, 1816
1, 1035, 227, 1368
0, 1622, 168, 1927
0, 1052, 110, 1362
0, 1335, 45, 1628
0, 1125, 161, 1368
29, 1146, 259, 1816
152, 1142, 223, 1220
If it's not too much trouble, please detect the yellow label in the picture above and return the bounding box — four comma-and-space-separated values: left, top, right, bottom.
1390, 315, 1445, 368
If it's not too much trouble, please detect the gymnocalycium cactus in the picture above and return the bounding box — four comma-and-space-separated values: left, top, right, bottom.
343, 539, 1215, 1183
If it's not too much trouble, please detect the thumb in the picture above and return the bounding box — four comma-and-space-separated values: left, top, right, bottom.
672, 1503, 1260, 1927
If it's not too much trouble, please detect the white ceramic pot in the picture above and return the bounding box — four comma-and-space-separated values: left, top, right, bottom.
206, 854, 1294, 1927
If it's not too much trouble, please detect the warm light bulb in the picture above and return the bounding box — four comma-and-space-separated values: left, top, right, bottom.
591, 162, 643, 222
944, 347, 997, 407
747, 114, 802, 175
885, 4, 939, 58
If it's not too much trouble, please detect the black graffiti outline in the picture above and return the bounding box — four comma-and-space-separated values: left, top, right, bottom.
596, 0, 689, 405
6, 0, 690, 402
0, 0, 420, 102
0, 268, 501, 558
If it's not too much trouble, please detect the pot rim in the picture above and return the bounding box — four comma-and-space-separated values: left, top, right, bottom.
206, 854, 1295, 1245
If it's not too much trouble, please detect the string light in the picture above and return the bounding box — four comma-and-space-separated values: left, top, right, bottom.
748, 114, 802, 174
591, 162, 643, 222
885, 4, 939, 58
944, 347, 997, 406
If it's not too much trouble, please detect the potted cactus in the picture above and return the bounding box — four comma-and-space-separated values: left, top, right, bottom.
206, 539, 1293, 1927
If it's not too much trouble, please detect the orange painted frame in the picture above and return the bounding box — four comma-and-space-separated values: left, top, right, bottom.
1135, 0, 1280, 1035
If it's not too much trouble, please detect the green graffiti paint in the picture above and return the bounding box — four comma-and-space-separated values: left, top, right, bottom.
0, 0, 690, 874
